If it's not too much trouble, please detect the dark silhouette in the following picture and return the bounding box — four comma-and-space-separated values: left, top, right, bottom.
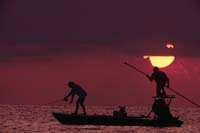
53, 95, 183, 126
152, 98, 173, 120
64, 81, 87, 115
146, 67, 169, 97
113, 106, 127, 117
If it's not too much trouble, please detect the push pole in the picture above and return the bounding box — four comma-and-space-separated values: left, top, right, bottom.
124, 61, 200, 109
124, 62, 147, 76
167, 87, 200, 109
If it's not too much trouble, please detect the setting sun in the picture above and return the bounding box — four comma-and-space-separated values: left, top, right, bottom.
144, 56, 175, 68
143, 43, 175, 68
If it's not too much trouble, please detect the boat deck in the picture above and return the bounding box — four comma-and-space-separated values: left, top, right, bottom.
53, 112, 183, 127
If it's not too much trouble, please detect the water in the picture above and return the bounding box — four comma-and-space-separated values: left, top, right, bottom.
0, 104, 200, 133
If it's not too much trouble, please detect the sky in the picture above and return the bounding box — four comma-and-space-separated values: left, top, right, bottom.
0, 0, 200, 107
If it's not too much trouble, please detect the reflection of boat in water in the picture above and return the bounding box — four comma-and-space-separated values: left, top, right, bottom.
52, 95, 183, 127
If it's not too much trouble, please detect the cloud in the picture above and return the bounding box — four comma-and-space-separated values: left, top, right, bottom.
0, 0, 200, 62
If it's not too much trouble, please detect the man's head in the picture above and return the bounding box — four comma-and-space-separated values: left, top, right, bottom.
68, 81, 75, 87
153, 67, 159, 72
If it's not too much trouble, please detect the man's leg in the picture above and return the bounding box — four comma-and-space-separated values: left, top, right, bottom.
161, 83, 167, 96
80, 97, 86, 115
156, 85, 161, 97
74, 99, 80, 114
162, 88, 166, 96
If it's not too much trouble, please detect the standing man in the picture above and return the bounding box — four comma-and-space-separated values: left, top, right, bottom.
64, 81, 87, 115
146, 67, 170, 97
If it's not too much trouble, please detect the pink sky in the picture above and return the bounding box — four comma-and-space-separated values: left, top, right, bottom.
1, 0, 200, 108
0, 53, 199, 107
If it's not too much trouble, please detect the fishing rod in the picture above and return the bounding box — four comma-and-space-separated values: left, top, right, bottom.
45, 99, 64, 105
124, 61, 200, 109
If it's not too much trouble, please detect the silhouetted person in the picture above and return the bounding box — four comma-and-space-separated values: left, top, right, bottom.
64, 81, 87, 115
146, 67, 169, 97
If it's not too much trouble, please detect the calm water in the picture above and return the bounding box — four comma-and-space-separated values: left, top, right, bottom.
0, 104, 200, 133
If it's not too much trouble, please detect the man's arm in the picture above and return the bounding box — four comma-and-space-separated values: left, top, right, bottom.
64, 90, 73, 101
165, 75, 170, 88
146, 74, 153, 81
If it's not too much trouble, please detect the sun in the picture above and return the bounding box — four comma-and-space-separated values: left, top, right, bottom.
144, 56, 175, 68
143, 44, 175, 68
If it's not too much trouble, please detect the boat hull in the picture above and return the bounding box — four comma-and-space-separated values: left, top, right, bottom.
52, 112, 183, 127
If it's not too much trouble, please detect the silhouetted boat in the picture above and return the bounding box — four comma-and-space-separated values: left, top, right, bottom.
52, 112, 183, 127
